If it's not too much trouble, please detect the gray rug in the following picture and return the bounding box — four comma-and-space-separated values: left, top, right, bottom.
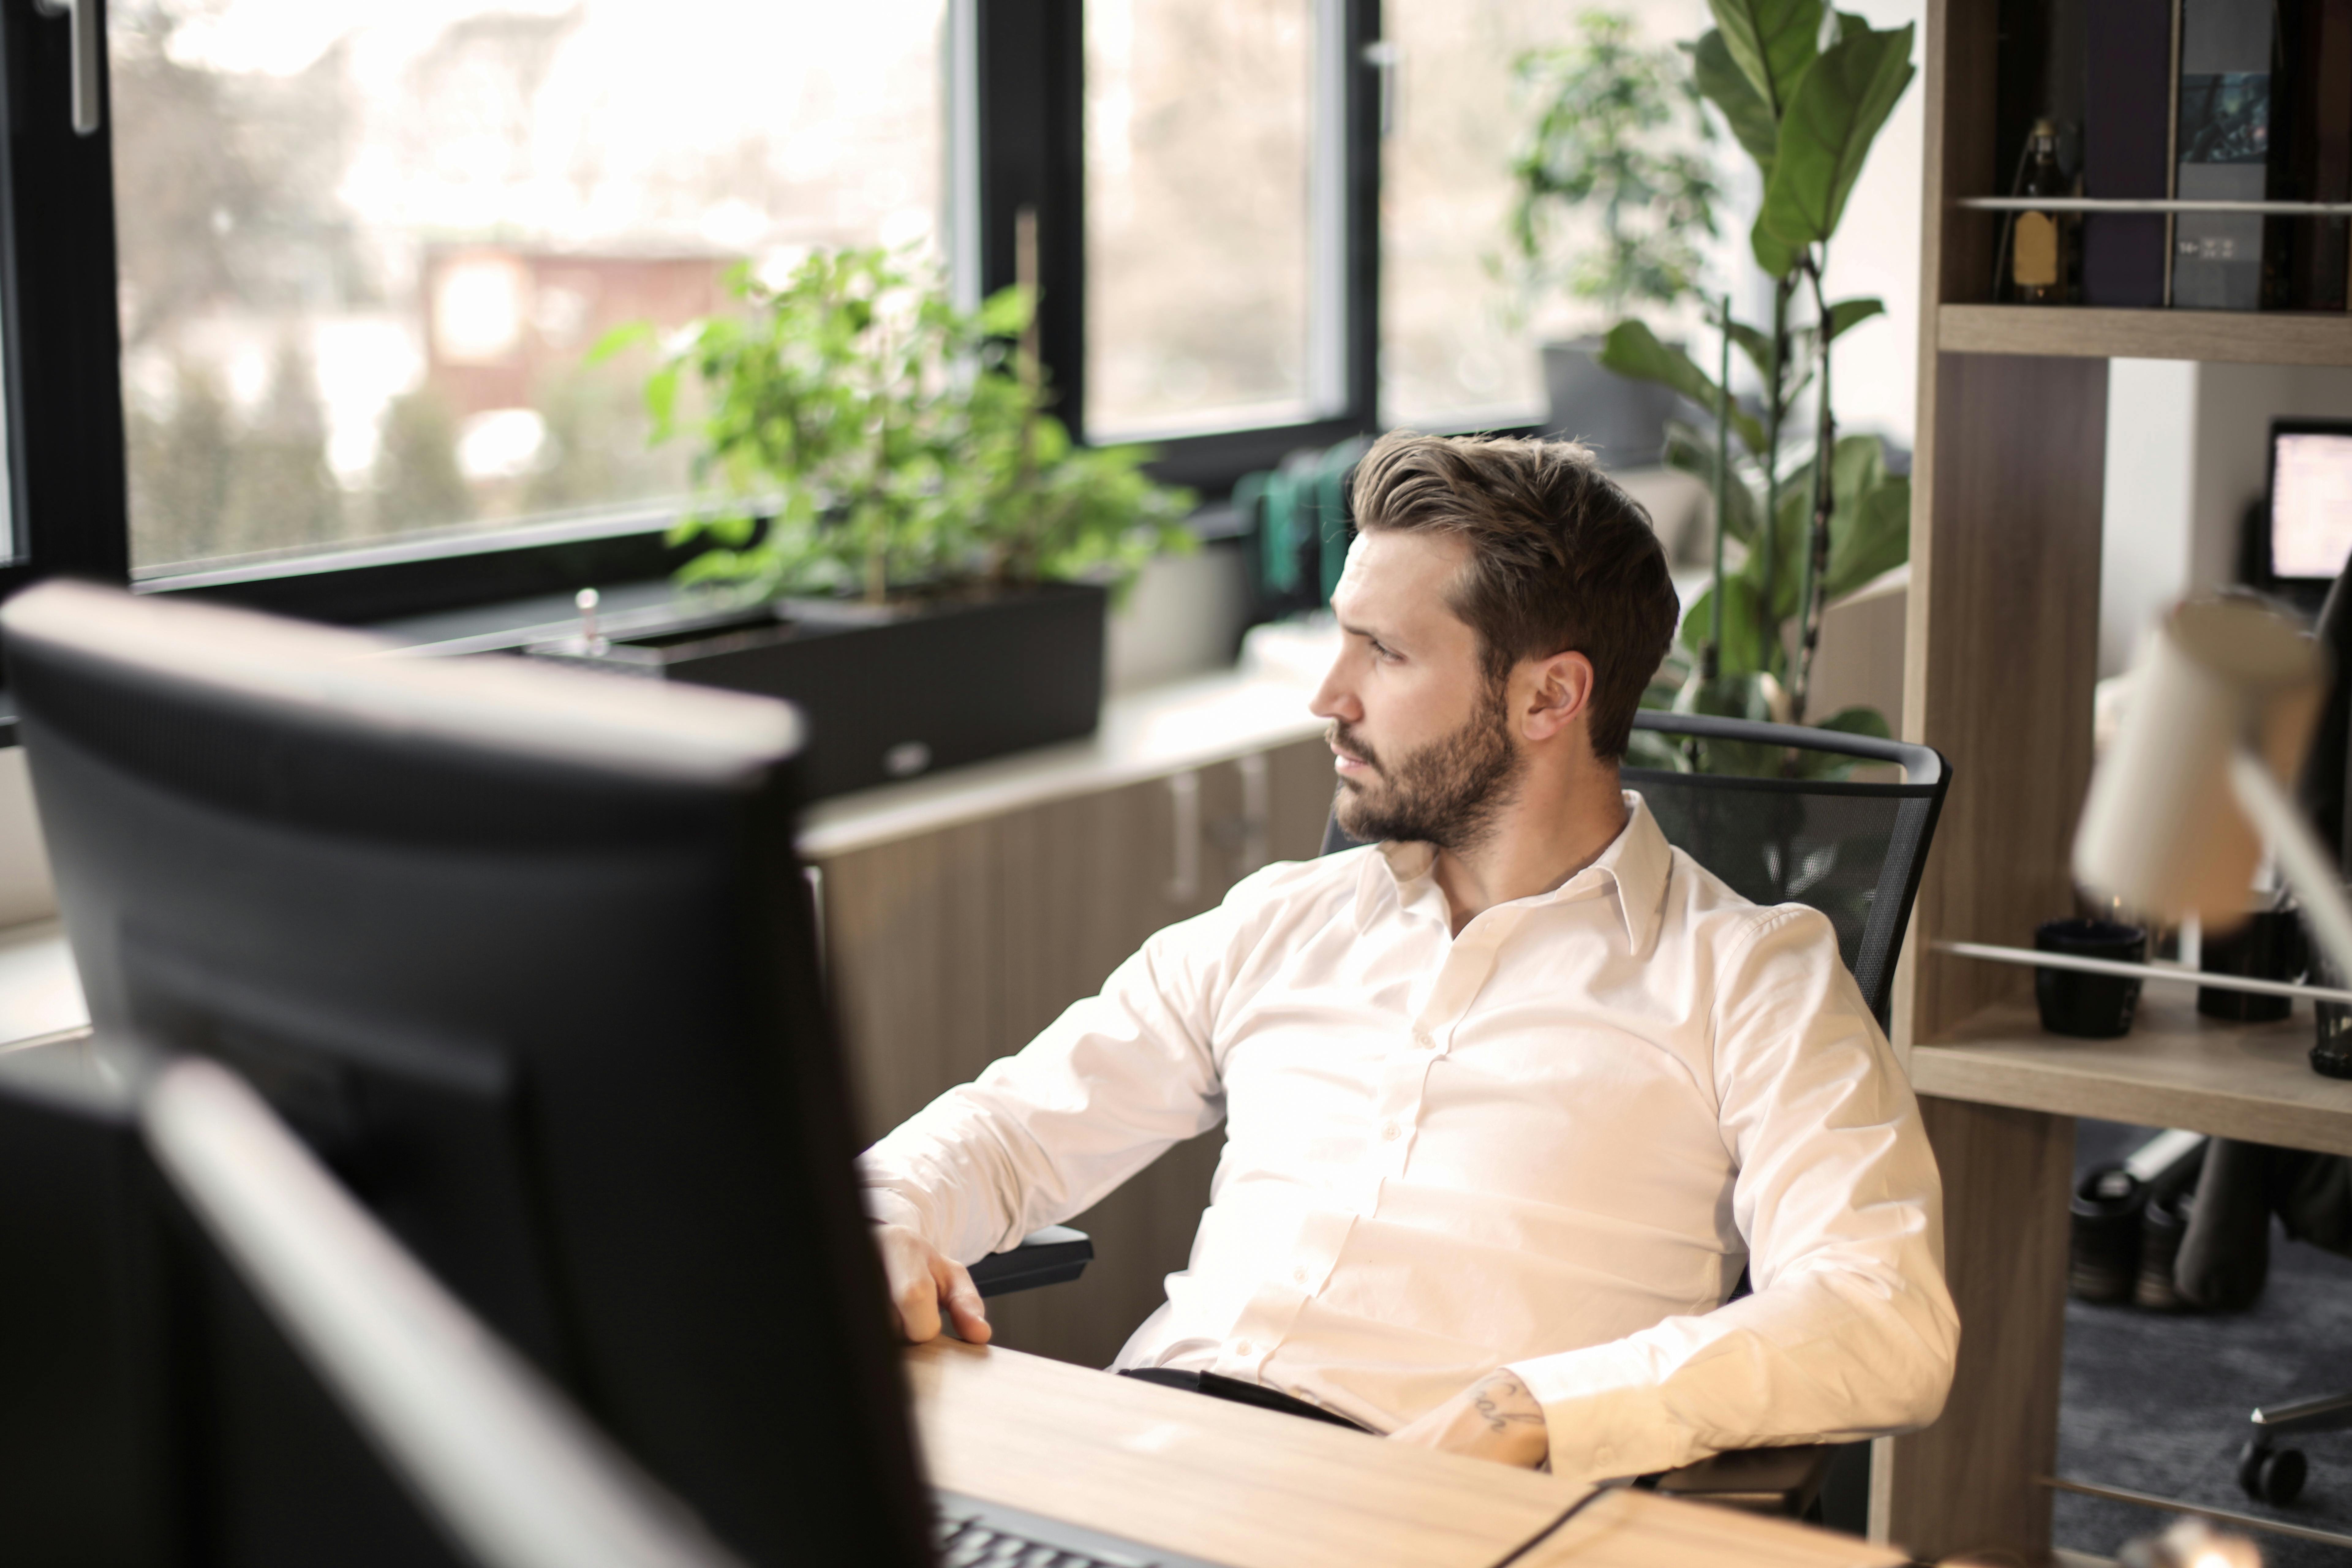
2056, 1120, 2352, 1564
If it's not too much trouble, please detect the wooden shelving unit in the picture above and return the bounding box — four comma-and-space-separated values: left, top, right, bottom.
1939, 304, 2352, 367
1882, 2, 2352, 1559
1911, 993, 2352, 1155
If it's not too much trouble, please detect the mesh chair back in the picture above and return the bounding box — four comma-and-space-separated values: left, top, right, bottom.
1319, 712, 1950, 1029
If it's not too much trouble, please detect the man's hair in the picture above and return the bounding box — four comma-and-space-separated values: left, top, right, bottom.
1348, 432, 1679, 760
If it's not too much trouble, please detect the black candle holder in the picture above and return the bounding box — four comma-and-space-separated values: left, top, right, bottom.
2034, 918, 2147, 1038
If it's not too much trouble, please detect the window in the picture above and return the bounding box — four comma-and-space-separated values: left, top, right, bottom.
1379, 1, 1580, 429
1084, 0, 1319, 438
108, 0, 949, 578
0, 0, 1421, 637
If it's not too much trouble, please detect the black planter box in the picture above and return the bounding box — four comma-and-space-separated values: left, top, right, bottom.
529, 581, 1106, 800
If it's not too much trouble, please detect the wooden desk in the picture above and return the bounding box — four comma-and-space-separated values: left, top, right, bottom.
906, 1340, 1907, 1568
1880, 991, 2352, 1559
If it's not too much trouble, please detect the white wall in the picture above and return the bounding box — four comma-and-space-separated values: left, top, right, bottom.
1820, 0, 1925, 452
2100, 360, 2199, 676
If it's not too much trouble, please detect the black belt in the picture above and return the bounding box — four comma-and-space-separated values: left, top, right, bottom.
1118, 1367, 1371, 1432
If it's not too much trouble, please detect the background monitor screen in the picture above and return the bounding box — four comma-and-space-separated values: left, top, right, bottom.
2271, 428, 2352, 581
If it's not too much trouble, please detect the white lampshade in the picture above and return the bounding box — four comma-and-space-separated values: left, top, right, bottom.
2072, 598, 2324, 922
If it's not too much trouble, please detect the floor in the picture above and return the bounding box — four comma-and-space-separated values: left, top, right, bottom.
2055, 1119, 2352, 1565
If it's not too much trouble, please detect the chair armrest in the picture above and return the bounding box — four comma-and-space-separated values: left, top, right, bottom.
1642, 1443, 1833, 1518
965, 1227, 1093, 1299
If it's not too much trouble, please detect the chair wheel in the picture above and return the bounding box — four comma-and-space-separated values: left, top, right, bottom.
2238, 1440, 2307, 1505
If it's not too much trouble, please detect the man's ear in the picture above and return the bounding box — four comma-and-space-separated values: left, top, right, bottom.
1520, 651, 1597, 744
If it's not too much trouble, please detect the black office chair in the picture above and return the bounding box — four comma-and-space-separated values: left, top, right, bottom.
970, 710, 1952, 1525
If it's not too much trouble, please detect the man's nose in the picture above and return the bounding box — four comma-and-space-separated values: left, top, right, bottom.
1309, 661, 1359, 724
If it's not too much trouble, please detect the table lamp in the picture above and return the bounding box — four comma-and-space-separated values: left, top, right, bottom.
2073, 598, 2352, 975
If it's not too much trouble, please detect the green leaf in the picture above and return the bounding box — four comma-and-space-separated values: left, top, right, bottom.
1822, 296, 1886, 342
1736, 460, 1815, 625
1708, 0, 1824, 116
1756, 23, 1917, 255
1596, 321, 1768, 456
1751, 217, 1803, 279
587, 321, 654, 366
644, 363, 681, 437
1692, 29, 1778, 176
1682, 573, 1773, 677
978, 284, 1035, 338
1662, 417, 1761, 545
1699, 297, 1779, 388
1825, 471, 1910, 599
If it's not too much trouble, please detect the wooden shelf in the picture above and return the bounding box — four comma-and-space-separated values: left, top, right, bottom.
1910, 991, 2352, 1155
1938, 303, 2352, 367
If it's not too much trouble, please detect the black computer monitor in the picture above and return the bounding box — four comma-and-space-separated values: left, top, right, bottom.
0, 581, 930, 1567
2263, 420, 2352, 605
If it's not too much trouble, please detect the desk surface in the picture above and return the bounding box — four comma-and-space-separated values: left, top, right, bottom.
1911, 989, 2352, 1155
905, 1341, 1903, 1568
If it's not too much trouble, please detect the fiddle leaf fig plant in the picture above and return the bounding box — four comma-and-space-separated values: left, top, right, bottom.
1604, 0, 1916, 777
611, 247, 1194, 608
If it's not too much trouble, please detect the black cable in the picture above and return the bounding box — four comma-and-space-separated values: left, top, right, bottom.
1485, 1484, 1611, 1568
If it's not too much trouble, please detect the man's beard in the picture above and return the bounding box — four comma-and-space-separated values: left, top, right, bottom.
1329, 678, 1525, 853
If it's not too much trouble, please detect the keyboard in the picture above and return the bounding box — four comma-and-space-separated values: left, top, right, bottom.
934, 1490, 1229, 1568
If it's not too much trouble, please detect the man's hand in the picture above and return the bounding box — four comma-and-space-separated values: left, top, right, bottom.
1387, 1369, 1549, 1468
872, 1223, 991, 1344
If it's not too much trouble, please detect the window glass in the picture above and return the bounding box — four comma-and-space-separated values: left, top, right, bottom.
1085, 0, 1314, 439
1380, 1, 1709, 430
110, 0, 947, 574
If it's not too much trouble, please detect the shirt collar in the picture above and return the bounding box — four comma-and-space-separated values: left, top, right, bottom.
1357, 790, 1672, 956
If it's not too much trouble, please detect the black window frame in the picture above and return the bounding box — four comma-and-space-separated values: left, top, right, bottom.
0, 0, 1394, 642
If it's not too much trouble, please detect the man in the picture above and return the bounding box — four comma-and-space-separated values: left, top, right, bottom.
861, 432, 1958, 1483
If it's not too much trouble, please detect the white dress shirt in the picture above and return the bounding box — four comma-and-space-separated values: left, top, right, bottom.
860, 792, 1958, 1483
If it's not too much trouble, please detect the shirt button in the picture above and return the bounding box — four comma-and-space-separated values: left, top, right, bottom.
1412, 1027, 1433, 1048
1292, 1266, 1308, 1285
1234, 1340, 1253, 1356
1381, 1122, 1400, 1141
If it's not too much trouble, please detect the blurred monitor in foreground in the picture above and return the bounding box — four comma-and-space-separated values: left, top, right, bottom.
0, 582, 927, 1567
2267, 421, 2352, 595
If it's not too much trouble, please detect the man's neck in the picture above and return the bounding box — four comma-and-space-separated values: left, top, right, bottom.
1430, 767, 1628, 935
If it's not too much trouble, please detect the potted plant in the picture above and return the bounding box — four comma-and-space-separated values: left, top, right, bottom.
1507, 10, 1723, 468
553, 248, 1195, 799
1600, 0, 1916, 776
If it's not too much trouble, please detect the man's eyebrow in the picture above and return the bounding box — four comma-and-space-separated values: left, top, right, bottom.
1338, 618, 1392, 643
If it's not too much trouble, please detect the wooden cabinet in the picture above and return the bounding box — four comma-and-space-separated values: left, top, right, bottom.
812, 732, 1333, 1368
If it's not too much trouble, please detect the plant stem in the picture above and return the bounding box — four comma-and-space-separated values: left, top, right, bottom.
1759, 277, 1791, 677
1707, 292, 1730, 681
1791, 254, 1839, 727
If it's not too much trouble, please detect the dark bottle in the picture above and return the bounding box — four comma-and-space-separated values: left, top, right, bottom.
2012, 119, 2073, 303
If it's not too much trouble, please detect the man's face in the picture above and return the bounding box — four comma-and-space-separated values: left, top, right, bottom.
1310, 530, 1525, 851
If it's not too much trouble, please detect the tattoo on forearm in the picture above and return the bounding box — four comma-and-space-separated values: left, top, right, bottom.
1471, 1374, 1545, 1434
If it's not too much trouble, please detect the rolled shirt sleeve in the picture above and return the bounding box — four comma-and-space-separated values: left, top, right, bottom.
1504, 906, 1960, 1485
858, 878, 1254, 1265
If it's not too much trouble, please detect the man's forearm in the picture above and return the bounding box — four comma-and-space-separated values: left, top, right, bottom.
1388, 1368, 1551, 1468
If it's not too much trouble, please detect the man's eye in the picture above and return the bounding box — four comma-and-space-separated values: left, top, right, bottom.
1370, 640, 1396, 660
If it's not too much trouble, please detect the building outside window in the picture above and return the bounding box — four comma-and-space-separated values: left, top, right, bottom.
109, 0, 948, 576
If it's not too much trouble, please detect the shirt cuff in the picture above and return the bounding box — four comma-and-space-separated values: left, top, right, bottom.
1506, 1340, 1694, 1486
